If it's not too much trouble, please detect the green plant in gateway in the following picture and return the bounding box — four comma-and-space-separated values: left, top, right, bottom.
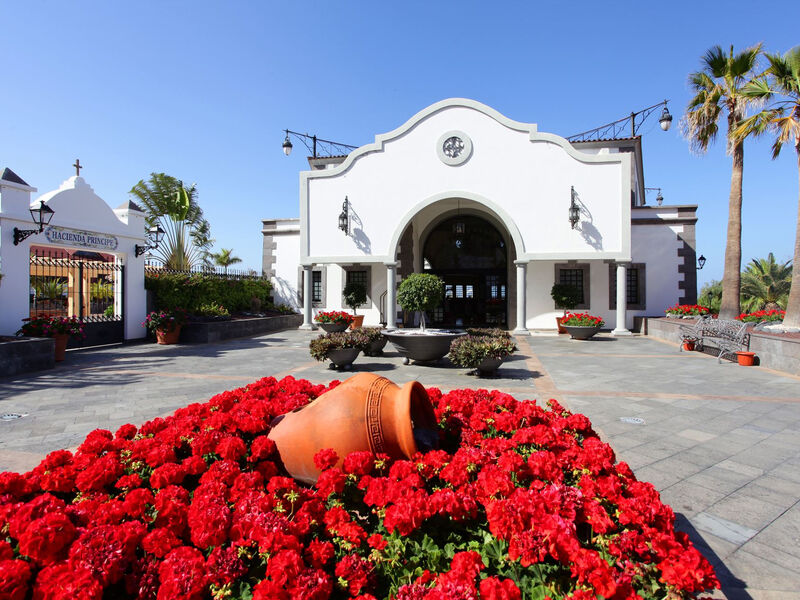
550, 283, 582, 316
90, 279, 114, 301
396, 273, 445, 331
698, 279, 723, 314
683, 44, 762, 319
738, 253, 791, 312
735, 45, 800, 328
33, 277, 67, 301
342, 281, 367, 315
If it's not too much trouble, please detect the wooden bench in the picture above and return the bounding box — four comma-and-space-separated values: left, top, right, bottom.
679, 316, 750, 363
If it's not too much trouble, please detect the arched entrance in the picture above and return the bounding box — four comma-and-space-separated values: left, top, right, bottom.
422, 214, 507, 328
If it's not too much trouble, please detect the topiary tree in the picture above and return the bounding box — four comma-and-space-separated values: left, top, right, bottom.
550, 283, 582, 316
342, 281, 367, 315
397, 273, 445, 331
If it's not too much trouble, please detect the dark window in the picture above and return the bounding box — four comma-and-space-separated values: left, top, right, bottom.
626, 269, 638, 305
559, 269, 585, 304
609, 263, 646, 310
346, 270, 367, 289
312, 271, 322, 303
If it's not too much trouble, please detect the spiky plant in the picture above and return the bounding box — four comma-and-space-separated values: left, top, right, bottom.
211, 248, 242, 275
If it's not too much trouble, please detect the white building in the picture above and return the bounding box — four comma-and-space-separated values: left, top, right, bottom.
262, 99, 697, 334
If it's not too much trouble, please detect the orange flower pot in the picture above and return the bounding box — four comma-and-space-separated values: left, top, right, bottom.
53, 334, 69, 362
556, 316, 567, 334
350, 315, 365, 329
156, 325, 181, 345
736, 351, 756, 366
682, 341, 695, 351
267, 373, 438, 484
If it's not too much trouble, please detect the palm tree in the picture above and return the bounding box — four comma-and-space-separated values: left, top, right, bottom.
739, 253, 792, 312
735, 46, 800, 327
211, 248, 242, 274
683, 44, 762, 319
129, 173, 213, 270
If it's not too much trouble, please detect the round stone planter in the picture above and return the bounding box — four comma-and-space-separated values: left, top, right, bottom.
383, 330, 465, 364
476, 356, 504, 376
326, 347, 360, 370
319, 322, 349, 333
563, 325, 601, 340
364, 336, 388, 357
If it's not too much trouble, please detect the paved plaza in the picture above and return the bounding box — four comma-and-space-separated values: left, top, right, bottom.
1, 329, 799, 599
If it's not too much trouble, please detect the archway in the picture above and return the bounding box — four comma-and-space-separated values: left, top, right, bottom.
422, 214, 508, 328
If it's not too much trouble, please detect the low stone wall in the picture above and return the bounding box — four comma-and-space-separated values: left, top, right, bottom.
646, 317, 800, 375
0, 337, 54, 377
179, 314, 303, 344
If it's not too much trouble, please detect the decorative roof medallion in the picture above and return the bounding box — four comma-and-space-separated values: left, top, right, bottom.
437, 130, 472, 166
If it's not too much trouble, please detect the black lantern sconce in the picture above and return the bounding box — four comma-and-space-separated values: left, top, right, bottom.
569, 186, 580, 229
13, 200, 55, 245
645, 187, 664, 206
697, 255, 706, 270
659, 106, 673, 131
135, 224, 165, 257
338, 197, 349, 235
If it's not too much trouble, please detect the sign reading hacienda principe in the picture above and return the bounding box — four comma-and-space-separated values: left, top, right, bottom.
44, 225, 119, 251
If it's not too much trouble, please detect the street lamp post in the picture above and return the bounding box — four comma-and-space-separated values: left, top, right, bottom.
567, 100, 673, 142
281, 129, 357, 158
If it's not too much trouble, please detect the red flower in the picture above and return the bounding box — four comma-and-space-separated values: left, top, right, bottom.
157, 546, 207, 600
478, 577, 521, 600
18, 513, 76, 565
31, 562, 102, 600
0, 559, 33, 600
334, 554, 375, 596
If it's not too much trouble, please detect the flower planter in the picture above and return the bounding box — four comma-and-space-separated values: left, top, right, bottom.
349, 315, 365, 330
736, 351, 756, 366
476, 356, 504, 376
682, 341, 695, 351
319, 322, 349, 333
556, 316, 567, 334
268, 373, 438, 484
384, 330, 466, 363
326, 347, 360, 370
156, 325, 182, 345
364, 336, 388, 357
53, 333, 69, 362
563, 325, 601, 340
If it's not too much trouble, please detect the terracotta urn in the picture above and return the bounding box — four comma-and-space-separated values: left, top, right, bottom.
156, 325, 181, 345
556, 316, 567, 334
350, 315, 365, 329
267, 373, 438, 484
736, 351, 756, 366
53, 333, 69, 362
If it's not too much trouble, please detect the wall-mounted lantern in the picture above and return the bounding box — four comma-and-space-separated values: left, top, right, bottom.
697, 255, 706, 270
659, 106, 673, 131
338, 197, 349, 235
135, 224, 165, 257
569, 186, 580, 229
13, 200, 55, 245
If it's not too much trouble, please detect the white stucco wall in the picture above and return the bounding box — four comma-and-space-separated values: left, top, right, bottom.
265, 219, 301, 309
0, 175, 147, 339
301, 99, 631, 265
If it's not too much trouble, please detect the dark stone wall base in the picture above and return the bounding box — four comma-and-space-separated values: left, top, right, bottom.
179, 314, 303, 343
0, 337, 55, 377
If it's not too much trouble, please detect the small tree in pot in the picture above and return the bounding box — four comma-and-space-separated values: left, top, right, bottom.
343, 281, 367, 314
397, 273, 445, 331
550, 283, 581, 332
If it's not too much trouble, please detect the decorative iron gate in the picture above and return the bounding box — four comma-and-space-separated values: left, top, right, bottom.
29, 249, 125, 348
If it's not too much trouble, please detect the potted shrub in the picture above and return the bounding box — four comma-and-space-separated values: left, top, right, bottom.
550, 284, 582, 333
309, 329, 370, 370
342, 281, 367, 329
143, 308, 187, 344
17, 315, 86, 362
561, 312, 605, 340
384, 273, 464, 364
314, 310, 355, 333
361, 326, 388, 356
448, 334, 518, 376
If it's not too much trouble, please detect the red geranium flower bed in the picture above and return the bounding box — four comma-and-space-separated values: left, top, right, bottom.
0, 377, 718, 599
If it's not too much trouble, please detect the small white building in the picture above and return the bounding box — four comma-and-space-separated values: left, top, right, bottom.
262, 99, 697, 334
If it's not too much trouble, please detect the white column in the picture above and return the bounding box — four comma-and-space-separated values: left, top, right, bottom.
612, 262, 632, 336
300, 265, 315, 330
384, 262, 397, 330
513, 260, 529, 335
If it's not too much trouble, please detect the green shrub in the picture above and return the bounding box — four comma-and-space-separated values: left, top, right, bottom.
195, 302, 230, 318
145, 272, 272, 314
309, 330, 371, 362
448, 335, 518, 368
465, 327, 510, 338
550, 283, 581, 313
397, 273, 445, 330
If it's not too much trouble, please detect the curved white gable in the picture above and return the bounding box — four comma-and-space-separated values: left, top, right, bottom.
301, 98, 631, 264
35, 176, 135, 237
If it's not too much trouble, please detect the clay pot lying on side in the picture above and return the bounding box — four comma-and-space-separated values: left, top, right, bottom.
267, 372, 439, 484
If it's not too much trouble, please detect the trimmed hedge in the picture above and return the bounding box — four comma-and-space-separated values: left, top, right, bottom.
145, 272, 272, 313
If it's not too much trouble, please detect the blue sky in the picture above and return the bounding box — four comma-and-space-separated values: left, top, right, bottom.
2, 2, 797, 290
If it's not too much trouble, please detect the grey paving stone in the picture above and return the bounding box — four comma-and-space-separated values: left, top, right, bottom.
693, 512, 760, 546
